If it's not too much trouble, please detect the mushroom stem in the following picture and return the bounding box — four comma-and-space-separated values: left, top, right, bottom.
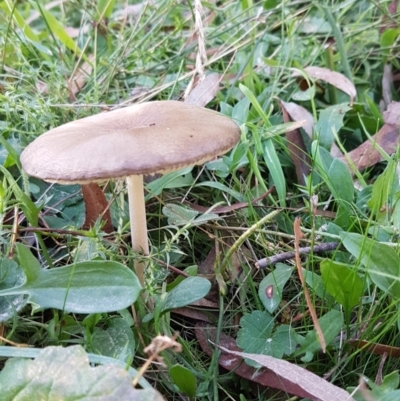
126, 175, 149, 288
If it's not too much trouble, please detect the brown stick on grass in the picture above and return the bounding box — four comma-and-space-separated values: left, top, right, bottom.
293, 218, 326, 353
255, 241, 340, 269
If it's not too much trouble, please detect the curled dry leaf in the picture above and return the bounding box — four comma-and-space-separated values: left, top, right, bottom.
280, 100, 314, 137
81, 183, 113, 233
184, 73, 220, 107
195, 322, 353, 401
68, 55, 94, 100
279, 100, 343, 158
293, 66, 356, 105
280, 100, 310, 185
383, 101, 400, 125
339, 123, 398, 172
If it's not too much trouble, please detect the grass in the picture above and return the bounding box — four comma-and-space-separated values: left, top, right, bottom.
1, 0, 400, 400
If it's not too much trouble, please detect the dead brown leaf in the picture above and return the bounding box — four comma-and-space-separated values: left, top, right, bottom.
279, 100, 343, 157
280, 101, 311, 185
184, 73, 220, 107
280, 100, 314, 136
81, 183, 113, 233
348, 340, 400, 358
172, 307, 216, 323
379, 0, 398, 33
195, 322, 353, 400
294, 66, 356, 105
217, 344, 355, 401
339, 123, 398, 172
383, 101, 400, 125
68, 56, 94, 100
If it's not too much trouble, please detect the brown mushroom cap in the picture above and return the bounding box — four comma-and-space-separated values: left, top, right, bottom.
20, 101, 240, 184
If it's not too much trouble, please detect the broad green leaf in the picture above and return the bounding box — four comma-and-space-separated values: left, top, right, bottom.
15, 243, 41, 282
258, 263, 293, 314
263, 138, 286, 207
314, 103, 351, 149
162, 277, 211, 312
340, 232, 400, 298
169, 364, 197, 399
0, 258, 27, 322
0, 345, 164, 401
381, 28, 400, 58
91, 318, 135, 362
311, 142, 334, 173
303, 269, 333, 301
231, 96, 250, 125
328, 158, 354, 204
320, 260, 364, 319
294, 309, 343, 362
237, 310, 297, 367
0, 346, 150, 389
0, 245, 141, 314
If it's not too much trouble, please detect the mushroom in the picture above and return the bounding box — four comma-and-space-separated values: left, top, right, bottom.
20, 100, 241, 287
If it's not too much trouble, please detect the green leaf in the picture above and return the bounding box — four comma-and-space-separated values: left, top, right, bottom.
195, 181, 245, 202
15, 243, 41, 282
237, 310, 297, 367
263, 138, 286, 207
1, 246, 141, 314
0, 345, 164, 401
258, 263, 293, 314
314, 103, 352, 149
41, 9, 83, 56
303, 269, 333, 301
328, 158, 354, 205
340, 232, 400, 299
145, 167, 193, 201
0, 0, 51, 57
169, 364, 197, 399
0, 258, 27, 322
162, 277, 211, 312
294, 309, 343, 362
380, 28, 400, 58
368, 160, 396, 215
163, 204, 199, 225
96, 0, 116, 19
320, 260, 364, 318
91, 318, 135, 362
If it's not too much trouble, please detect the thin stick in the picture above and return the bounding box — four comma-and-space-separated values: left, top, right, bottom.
294, 218, 326, 352
256, 242, 340, 269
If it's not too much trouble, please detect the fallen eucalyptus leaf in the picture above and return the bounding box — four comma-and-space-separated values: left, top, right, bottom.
294, 66, 356, 105
218, 345, 355, 401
